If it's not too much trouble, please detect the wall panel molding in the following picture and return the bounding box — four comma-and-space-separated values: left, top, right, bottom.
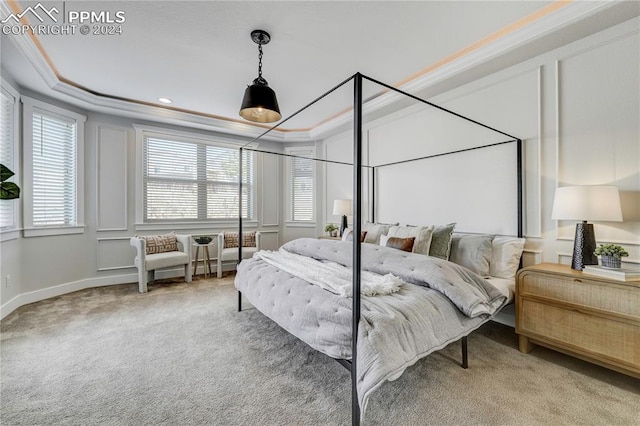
260, 152, 280, 227
529, 66, 543, 238
522, 248, 543, 266
432, 65, 543, 239
96, 237, 135, 271
554, 28, 640, 246
556, 252, 572, 265
96, 125, 128, 231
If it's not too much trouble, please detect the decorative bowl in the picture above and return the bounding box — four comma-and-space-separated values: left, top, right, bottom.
194, 236, 213, 245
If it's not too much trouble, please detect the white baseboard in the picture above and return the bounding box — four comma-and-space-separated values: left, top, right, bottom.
0, 267, 188, 320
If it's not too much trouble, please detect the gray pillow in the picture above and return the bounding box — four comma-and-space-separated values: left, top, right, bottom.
449, 234, 494, 277
429, 223, 456, 260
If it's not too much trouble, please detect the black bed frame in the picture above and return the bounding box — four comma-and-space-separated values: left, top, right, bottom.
235, 73, 523, 425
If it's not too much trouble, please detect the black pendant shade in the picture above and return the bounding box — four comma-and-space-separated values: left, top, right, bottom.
240, 77, 281, 123
239, 30, 281, 123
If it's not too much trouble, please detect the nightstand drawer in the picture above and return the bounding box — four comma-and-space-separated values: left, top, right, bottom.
520, 299, 640, 368
519, 271, 639, 317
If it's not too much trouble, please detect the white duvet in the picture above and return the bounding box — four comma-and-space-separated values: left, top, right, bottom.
255, 248, 404, 297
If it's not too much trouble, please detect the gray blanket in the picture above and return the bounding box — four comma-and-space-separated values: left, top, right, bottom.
235, 238, 507, 413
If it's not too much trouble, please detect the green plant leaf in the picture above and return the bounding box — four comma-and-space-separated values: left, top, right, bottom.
0, 182, 20, 200
0, 164, 14, 182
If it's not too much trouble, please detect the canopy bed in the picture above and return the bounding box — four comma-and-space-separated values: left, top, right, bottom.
234, 73, 523, 424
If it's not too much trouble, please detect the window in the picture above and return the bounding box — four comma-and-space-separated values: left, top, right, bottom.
0, 82, 19, 237
141, 132, 254, 222
22, 96, 86, 237
286, 147, 315, 222
32, 112, 77, 226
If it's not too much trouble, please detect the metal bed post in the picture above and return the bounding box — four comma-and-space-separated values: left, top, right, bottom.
238, 147, 243, 312
232, 72, 524, 421
516, 139, 523, 238
351, 72, 363, 426
371, 167, 375, 223
461, 336, 468, 369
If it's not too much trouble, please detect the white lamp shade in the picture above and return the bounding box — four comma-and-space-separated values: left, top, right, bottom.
333, 199, 352, 216
551, 185, 623, 222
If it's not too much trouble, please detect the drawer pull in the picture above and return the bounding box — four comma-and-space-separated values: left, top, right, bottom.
573, 279, 582, 283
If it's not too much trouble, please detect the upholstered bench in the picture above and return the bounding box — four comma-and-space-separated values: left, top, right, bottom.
217, 231, 261, 278
130, 233, 192, 293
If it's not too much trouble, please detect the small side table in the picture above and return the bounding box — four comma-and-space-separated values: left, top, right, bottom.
192, 243, 213, 278
319, 236, 340, 240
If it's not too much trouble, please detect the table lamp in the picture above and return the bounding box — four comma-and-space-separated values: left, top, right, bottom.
333, 199, 352, 237
551, 185, 623, 270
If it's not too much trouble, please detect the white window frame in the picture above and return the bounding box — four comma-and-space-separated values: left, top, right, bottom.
285, 146, 316, 226
133, 124, 257, 231
0, 78, 20, 241
22, 96, 86, 237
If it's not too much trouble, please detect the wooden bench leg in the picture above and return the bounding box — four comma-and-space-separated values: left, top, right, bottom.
193, 246, 201, 277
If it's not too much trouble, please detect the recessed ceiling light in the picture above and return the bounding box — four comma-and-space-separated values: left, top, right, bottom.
158, 97, 172, 104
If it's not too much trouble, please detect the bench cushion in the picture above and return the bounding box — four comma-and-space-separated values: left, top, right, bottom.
141, 251, 189, 270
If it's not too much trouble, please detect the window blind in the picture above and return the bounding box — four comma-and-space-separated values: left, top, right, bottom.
0, 88, 15, 229
288, 151, 314, 221
143, 136, 253, 221
32, 111, 77, 226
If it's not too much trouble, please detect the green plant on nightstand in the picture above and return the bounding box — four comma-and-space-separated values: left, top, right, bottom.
594, 244, 629, 269
324, 223, 338, 237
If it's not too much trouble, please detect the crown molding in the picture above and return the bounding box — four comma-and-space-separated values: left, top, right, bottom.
399, 1, 617, 96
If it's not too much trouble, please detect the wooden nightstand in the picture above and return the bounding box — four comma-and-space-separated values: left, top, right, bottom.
516, 263, 640, 378
318, 236, 340, 240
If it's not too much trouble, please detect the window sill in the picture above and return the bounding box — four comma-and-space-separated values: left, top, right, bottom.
285, 221, 316, 228
23, 225, 85, 238
135, 221, 259, 232
0, 229, 20, 242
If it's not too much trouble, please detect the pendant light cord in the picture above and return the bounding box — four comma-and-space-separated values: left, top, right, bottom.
257, 44, 263, 79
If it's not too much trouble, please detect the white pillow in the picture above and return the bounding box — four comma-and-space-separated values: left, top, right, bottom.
490, 236, 526, 279
362, 222, 396, 245
387, 225, 434, 256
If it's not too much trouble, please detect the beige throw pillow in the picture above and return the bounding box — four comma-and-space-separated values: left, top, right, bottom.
387, 225, 434, 256
141, 232, 178, 255
224, 231, 257, 248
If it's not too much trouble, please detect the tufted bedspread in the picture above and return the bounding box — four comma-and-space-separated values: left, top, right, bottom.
234, 238, 507, 413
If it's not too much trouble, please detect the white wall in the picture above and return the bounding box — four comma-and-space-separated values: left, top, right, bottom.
319, 18, 640, 268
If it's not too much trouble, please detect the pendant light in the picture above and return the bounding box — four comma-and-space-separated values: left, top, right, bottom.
239, 30, 281, 123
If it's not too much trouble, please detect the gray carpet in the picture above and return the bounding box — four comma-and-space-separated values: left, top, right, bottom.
1, 276, 639, 425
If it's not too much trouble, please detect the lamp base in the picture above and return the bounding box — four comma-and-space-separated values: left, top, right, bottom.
571, 221, 598, 270
339, 215, 348, 237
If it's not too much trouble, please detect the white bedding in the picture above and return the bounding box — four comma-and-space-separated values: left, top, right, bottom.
486, 276, 515, 303
236, 238, 509, 413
